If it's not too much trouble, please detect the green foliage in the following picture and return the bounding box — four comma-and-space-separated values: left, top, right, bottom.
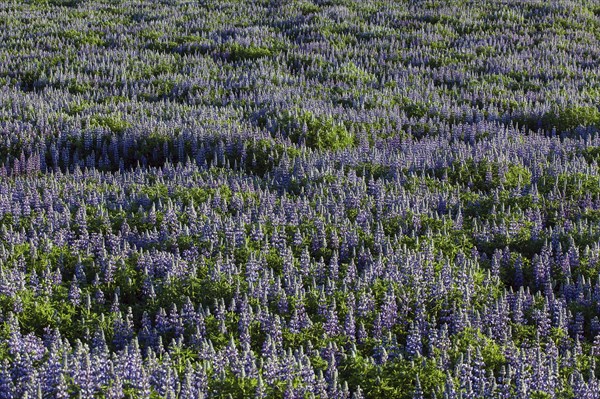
59, 29, 106, 46
208, 375, 260, 398
393, 97, 431, 119
297, 0, 320, 14
531, 391, 553, 399
286, 52, 329, 76
281, 109, 355, 150
67, 80, 92, 94
543, 105, 600, 132
51, 0, 84, 6
449, 328, 507, 372
17, 289, 78, 338
243, 138, 301, 175
339, 354, 445, 399
90, 114, 131, 133
503, 164, 532, 189
28, 0, 83, 6
330, 62, 376, 84
172, 186, 214, 206
580, 146, 600, 163
19, 68, 43, 92
227, 43, 273, 61
538, 172, 600, 198
5, 0, 600, 396
66, 100, 92, 115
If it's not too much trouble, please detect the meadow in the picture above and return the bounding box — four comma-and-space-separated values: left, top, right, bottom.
1, 0, 600, 397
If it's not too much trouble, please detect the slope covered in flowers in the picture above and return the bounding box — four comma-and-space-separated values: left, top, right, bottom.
1, 0, 600, 397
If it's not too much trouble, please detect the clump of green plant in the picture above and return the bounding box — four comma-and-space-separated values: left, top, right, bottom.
226, 43, 272, 61
90, 114, 131, 133
66, 100, 92, 115
297, 0, 320, 14
67, 80, 92, 94
393, 96, 431, 119
502, 164, 532, 189
242, 138, 301, 175
280, 109, 355, 150
59, 29, 106, 46
543, 105, 600, 132
330, 61, 375, 83
19, 69, 43, 92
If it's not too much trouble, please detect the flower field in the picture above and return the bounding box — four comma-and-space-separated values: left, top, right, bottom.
1, 0, 600, 397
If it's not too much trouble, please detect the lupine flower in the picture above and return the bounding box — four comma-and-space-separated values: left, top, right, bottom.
0, 0, 600, 397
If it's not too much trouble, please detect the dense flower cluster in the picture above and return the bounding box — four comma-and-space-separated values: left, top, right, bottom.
2, 0, 600, 397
